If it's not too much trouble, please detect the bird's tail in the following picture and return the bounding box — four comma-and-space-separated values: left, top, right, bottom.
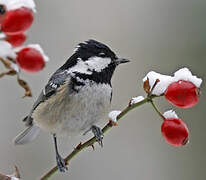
13, 125, 40, 145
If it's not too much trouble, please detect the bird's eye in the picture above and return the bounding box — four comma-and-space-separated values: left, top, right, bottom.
99, 52, 106, 57
0, 4, 6, 15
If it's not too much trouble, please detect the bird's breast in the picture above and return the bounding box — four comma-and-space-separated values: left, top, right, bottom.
33, 82, 112, 136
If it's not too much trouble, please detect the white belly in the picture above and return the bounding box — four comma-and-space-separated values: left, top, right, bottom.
32, 83, 112, 136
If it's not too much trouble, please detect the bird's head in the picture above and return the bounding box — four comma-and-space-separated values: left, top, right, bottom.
61, 39, 129, 84
75, 39, 129, 70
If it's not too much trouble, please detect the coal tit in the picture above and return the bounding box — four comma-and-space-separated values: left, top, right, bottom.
14, 39, 129, 172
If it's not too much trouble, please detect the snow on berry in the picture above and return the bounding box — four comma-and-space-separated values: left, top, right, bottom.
161, 117, 189, 147
0, 32, 6, 39
143, 71, 173, 96
26, 44, 49, 62
15, 44, 49, 62
6, 33, 26, 47
163, 110, 178, 119
10, 62, 20, 72
108, 110, 121, 125
0, 40, 16, 59
0, 0, 36, 12
173, 68, 202, 88
130, 96, 145, 105
16, 44, 49, 73
1, 7, 34, 35
143, 68, 202, 96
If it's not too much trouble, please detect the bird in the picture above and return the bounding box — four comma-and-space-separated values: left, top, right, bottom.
14, 39, 130, 172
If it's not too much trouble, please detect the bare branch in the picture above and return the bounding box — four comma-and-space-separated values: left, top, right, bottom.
40, 95, 158, 180
17, 76, 32, 98
0, 166, 20, 180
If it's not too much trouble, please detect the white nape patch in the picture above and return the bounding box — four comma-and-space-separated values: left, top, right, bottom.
130, 96, 145, 105
143, 67, 202, 96
15, 44, 49, 62
67, 58, 92, 75
163, 110, 178, 119
0, 40, 16, 59
1, 0, 36, 12
85, 57, 111, 72
108, 110, 121, 123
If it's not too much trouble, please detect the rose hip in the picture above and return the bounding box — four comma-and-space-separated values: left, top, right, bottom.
6, 33, 26, 47
1, 7, 33, 35
16, 47, 45, 73
165, 80, 199, 108
161, 118, 189, 147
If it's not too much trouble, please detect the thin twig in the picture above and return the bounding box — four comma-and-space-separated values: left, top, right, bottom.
17, 75, 32, 98
149, 99, 165, 120
0, 173, 10, 180
0, 166, 21, 180
40, 95, 158, 180
0, 57, 12, 69
0, 57, 32, 97
146, 78, 165, 120
0, 70, 16, 78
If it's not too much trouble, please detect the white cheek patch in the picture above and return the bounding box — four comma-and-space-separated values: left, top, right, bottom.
85, 57, 111, 72
68, 57, 112, 75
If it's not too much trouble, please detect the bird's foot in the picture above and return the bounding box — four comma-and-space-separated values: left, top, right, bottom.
56, 153, 68, 173
91, 125, 104, 147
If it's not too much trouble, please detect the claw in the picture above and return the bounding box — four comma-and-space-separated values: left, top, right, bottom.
56, 153, 68, 172
89, 144, 95, 151
91, 125, 104, 147
75, 142, 82, 150
109, 119, 118, 126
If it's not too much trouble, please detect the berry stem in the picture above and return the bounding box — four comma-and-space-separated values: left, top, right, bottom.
146, 78, 165, 120
149, 79, 160, 96
149, 99, 165, 120
0, 57, 32, 97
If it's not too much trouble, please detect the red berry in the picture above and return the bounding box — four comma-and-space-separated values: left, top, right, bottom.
161, 118, 189, 146
165, 80, 199, 108
1, 7, 33, 35
16, 47, 45, 73
6, 33, 26, 47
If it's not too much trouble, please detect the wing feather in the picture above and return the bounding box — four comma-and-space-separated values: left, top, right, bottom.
24, 69, 70, 126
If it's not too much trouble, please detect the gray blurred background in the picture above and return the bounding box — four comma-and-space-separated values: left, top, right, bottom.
0, 0, 206, 179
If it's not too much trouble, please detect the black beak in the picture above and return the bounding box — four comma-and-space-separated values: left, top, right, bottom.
116, 58, 130, 65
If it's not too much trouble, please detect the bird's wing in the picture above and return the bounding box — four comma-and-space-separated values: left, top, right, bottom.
34, 69, 70, 110
23, 69, 71, 126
